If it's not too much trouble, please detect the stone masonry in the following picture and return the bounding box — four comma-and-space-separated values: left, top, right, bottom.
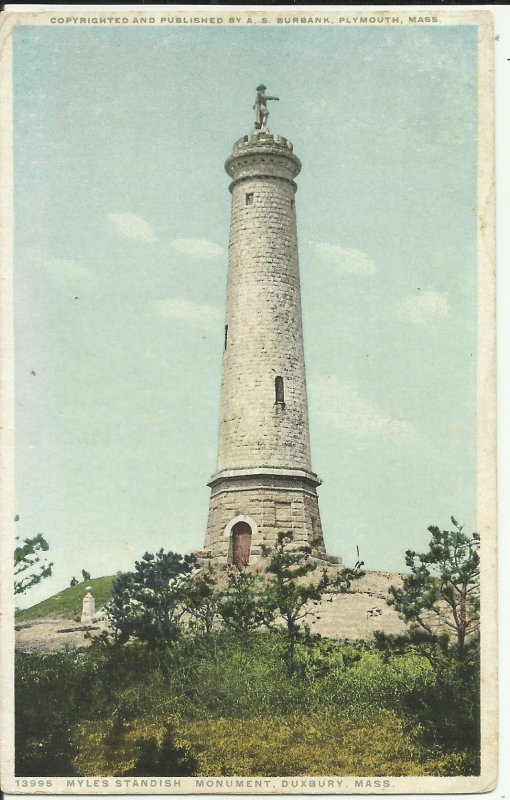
202, 129, 334, 566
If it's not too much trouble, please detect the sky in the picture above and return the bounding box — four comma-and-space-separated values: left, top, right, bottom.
12, 22, 478, 607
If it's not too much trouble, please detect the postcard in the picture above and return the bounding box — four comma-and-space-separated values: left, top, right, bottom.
0, 5, 498, 794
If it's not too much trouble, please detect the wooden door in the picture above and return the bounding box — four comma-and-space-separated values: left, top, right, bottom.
232, 522, 252, 568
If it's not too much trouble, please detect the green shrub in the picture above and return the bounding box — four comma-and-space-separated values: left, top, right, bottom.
15, 633, 479, 778
15, 652, 92, 775
123, 725, 197, 776
373, 631, 480, 765
401, 641, 480, 759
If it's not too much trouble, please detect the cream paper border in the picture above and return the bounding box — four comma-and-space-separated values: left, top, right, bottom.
0, 6, 497, 795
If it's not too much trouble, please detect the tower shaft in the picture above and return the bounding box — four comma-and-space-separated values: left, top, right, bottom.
219, 138, 309, 471
203, 131, 327, 566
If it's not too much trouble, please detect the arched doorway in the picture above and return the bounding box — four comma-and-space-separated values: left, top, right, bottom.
231, 521, 252, 568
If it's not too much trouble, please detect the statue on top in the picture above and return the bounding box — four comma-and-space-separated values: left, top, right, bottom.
253, 84, 279, 132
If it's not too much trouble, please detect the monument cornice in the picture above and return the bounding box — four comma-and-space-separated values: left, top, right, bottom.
208, 466, 322, 489
227, 173, 298, 194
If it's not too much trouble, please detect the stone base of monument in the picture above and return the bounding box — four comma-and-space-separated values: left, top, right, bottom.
195, 554, 342, 568
195, 546, 342, 569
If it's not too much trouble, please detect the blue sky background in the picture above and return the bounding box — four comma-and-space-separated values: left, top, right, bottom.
12, 23, 478, 607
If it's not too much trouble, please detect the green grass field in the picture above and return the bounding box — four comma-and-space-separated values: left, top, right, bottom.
16, 576, 115, 622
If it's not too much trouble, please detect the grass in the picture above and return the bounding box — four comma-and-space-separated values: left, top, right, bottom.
15, 633, 480, 777
73, 710, 474, 777
15, 576, 115, 622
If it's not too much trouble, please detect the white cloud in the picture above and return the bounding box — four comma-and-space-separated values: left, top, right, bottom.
310, 375, 413, 439
402, 290, 449, 325
170, 238, 223, 259
157, 297, 222, 332
108, 212, 157, 243
309, 242, 375, 275
45, 257, 91, 284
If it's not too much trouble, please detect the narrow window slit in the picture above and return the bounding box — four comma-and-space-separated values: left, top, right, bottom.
224, 324, 228, 351
275, 375, 285, 406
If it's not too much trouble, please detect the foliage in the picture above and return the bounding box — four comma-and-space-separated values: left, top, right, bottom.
180, 564, 219, 634
388, 518, 480, 651
122, 725, 197, 776
104, 550, 197, 646
177, 632, 288, 715
81, 569, 91, 582
14, 534, 53, 596
16, 635, 479, 777
261, 532, 363, 671
216, 569, 268, 636
373, 628, 450, 668
15, 651, 92, 775
69, 577, 79, 588
409, 638, 480, 757
373, 631, 480, 764
15, 533, 481, 778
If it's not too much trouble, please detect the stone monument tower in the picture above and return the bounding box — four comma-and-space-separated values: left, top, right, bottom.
203, 86, 329, 567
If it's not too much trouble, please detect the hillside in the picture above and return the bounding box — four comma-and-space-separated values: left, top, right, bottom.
15, 568, 408, 653
16, 576, 115, 622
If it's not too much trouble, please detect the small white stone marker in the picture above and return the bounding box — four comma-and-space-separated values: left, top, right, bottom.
81, 586, 95, 625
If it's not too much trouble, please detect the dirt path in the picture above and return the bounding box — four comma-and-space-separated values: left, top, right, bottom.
15, 618, 108, 652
